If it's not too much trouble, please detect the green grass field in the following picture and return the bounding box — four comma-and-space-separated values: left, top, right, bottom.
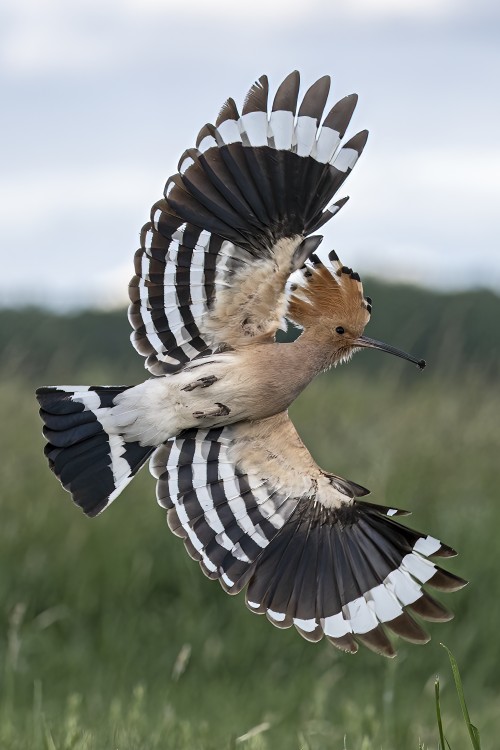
0, 302, 498, 749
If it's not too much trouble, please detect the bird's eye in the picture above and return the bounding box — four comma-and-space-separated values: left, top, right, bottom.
335, 326, 345, 335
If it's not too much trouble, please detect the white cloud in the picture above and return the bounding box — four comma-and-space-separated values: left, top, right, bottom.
1, 1, 108, 74
1, 143, 498, 310
357, 147, 500, 218
316, 145, 500, 290
3, 145, 497, 236
0, 166, 159, 230
122, 0, 314, 18
407, 149, 500, 196
2, 15, 114, 75
1, 0, 310, 75
0, 0, 464, 76
120, 0, 456, 20
0, 164, 160, 309
0, 0, 498, 306
339, 0, 454, 19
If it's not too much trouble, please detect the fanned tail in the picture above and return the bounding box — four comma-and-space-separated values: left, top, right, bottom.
36, 386, 154, 517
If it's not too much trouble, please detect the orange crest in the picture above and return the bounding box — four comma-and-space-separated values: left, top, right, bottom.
287, 249, 371, 331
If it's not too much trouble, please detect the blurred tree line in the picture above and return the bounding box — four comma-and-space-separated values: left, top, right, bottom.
1, 279, 499, 748
1, 278, 498, 386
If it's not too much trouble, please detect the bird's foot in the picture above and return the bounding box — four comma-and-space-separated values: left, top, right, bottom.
192, 402, 230, 419
181, 375, 218, 392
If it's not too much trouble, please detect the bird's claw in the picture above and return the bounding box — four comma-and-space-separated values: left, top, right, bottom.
192, 402, 230, 419
181, 375, 218, 392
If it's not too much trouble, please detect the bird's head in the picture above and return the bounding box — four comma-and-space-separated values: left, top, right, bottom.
288, 248, 426, 370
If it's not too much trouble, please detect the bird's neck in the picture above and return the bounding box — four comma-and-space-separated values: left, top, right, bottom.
291, 325, 337, 375
234, 327, 338, 421
264, 326, 336, 408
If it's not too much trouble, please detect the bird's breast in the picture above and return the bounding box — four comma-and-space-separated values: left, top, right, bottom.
171, 344, 319, 429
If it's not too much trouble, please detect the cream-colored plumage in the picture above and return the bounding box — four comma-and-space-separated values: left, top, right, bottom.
229, 413, 351, 510
204, 236, 302, 346
111, 253, 373, 458
37, 72, 464, 658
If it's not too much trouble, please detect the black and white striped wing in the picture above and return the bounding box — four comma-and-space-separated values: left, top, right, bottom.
129, 72, 368, 375
151, 424, 301, 592
150, 415, 466, 657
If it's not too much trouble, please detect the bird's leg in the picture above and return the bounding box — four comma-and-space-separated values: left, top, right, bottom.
181, 375, 218, 392
192, 402, 230, 419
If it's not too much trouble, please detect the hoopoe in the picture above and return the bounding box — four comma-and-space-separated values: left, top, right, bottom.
37, 72, 466, 658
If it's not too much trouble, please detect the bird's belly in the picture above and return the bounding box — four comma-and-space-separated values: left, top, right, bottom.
171, 357, 258, 430
113, 350, 296, 446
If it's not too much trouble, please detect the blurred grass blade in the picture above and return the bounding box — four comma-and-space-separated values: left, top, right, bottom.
42, 716, 57, 750
435, 676, 449, 750
441, 644, 481, 749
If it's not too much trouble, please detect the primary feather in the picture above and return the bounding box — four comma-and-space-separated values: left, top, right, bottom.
37, 72, 465, 657
129, 71, 367, 375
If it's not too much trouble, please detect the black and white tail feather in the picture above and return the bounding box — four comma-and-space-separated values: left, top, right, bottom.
37, 386, 154, 517
37, 72, 465, 657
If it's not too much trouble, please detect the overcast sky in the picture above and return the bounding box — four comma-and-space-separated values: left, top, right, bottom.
1, 0, 499, 308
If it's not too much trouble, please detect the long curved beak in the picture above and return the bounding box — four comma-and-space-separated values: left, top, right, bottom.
355, 335, 426, 370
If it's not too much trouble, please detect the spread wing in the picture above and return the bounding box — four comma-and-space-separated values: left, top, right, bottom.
128, 72, 368, 375
150, 413, 465, 657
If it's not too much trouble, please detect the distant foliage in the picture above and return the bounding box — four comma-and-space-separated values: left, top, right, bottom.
1, 279, 499, 386
0, 281, 498, 747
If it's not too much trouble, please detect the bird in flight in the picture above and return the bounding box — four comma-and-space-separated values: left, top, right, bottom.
37, 72, 465, 657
